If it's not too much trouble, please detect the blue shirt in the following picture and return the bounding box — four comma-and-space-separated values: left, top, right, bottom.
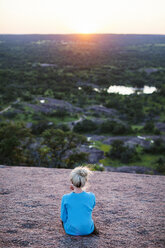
60, 191, 95, 236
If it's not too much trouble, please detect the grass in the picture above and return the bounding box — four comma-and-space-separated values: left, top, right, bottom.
93, 140, 161, 170
18, 113, 33, 122
132, 153, 160, 169
11, 105, 78, 125
100, 152, 160, 169
131, 125, 144, 135
93, 140, 110, 153
92, 140, 123, 167
100, 157, 123, 167
132, 125, 143, 131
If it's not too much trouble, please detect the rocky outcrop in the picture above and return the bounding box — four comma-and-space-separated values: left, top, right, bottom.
63, 145, 104, 164
77, 81, 101, 89
89, 134, 165, 148
86, 105, 118, 117
25, 97, 83, 114
0, 166, 165, 248
155, 122, 165, 132
77, 146, 104, 163
138, 68, 160, 74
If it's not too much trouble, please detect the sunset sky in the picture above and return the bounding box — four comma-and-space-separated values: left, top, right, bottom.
0, 0, 165, 35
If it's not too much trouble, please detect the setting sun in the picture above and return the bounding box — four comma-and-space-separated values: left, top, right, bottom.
70, 19, 98, 34
60, 0, 102, 34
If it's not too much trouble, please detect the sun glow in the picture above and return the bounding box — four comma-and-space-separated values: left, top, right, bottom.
60, 0, 103, 34
0, 0, 165, 34
72, 20, 98, 34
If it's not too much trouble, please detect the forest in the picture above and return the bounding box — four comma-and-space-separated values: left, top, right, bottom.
0, 34, 165, 174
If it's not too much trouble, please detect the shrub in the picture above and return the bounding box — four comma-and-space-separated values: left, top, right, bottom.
65, 152, 88, 168
73, 119, 98, 133
0, 122, 32, 165
31, 121, 53, 135
39, 129, 87, 168
3, 110, 18, 119
48, 109, 69, 118
99, 120, 132, 135
155, 157, 165, 174
107, 140, 139, 163
143, 121, 155, 133
144, 138, 165, 154
87, 163, 104, 171
56, 123, 70, 132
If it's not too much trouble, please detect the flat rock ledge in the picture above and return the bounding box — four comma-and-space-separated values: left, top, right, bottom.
0, 166, 165, 248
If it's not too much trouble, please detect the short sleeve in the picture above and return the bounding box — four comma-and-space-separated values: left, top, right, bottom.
60, 195, 68, 223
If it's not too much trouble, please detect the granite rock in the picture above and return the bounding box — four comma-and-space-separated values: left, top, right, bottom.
0, 166, 165, 248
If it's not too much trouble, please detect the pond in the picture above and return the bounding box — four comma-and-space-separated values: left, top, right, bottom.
78, 84, 157, 95
92, 85, 157, 95
107, 85, 157, 95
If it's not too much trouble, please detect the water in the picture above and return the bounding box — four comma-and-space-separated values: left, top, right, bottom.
78, 84, 157, 95
107, 85, 157, 95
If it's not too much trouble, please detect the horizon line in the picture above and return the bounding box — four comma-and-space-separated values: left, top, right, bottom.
0, 33, 165, 36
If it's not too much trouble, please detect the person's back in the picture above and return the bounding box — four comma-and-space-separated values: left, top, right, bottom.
61, 191, 95, 235
60, 166, 96, 236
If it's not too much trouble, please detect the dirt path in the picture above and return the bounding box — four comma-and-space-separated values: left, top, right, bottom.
0, 105, 11, 114
0, 166, 165, 248
0, 100, 20, 114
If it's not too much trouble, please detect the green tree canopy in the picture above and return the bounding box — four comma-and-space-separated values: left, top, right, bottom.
0, 122, 32, 165
40, 129, 87, 167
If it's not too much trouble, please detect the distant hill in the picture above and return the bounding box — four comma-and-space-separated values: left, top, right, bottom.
1, 34, 165, 53
0, 166, 164, 248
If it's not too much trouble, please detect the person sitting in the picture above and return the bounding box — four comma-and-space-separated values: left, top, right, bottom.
60, 166, 98, 236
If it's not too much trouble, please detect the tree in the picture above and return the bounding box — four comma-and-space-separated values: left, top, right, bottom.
156, 157, 165, 174
0, 122, 32, 165
40, 129, 87, 167
99, 121, 132, 135
143, 121, 155, 133
159, 85, 165, 96
108, 140, 126, 159
144, 138, 165, 154
44, 89, 54, 98
64, 152, 88, 168
31, 121, 53, 135
73, 119, 98, 133
107, 140, 139, 163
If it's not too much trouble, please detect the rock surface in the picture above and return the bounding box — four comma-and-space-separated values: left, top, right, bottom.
0, 166, 165, 248
77, 146, 104, 163
86, 105, 118, 117
25, 97, 82, 114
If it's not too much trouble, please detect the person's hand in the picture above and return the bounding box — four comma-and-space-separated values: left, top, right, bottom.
70, 185, 74, 191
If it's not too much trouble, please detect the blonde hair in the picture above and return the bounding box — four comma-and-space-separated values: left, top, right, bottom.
69, 166, 92, 188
